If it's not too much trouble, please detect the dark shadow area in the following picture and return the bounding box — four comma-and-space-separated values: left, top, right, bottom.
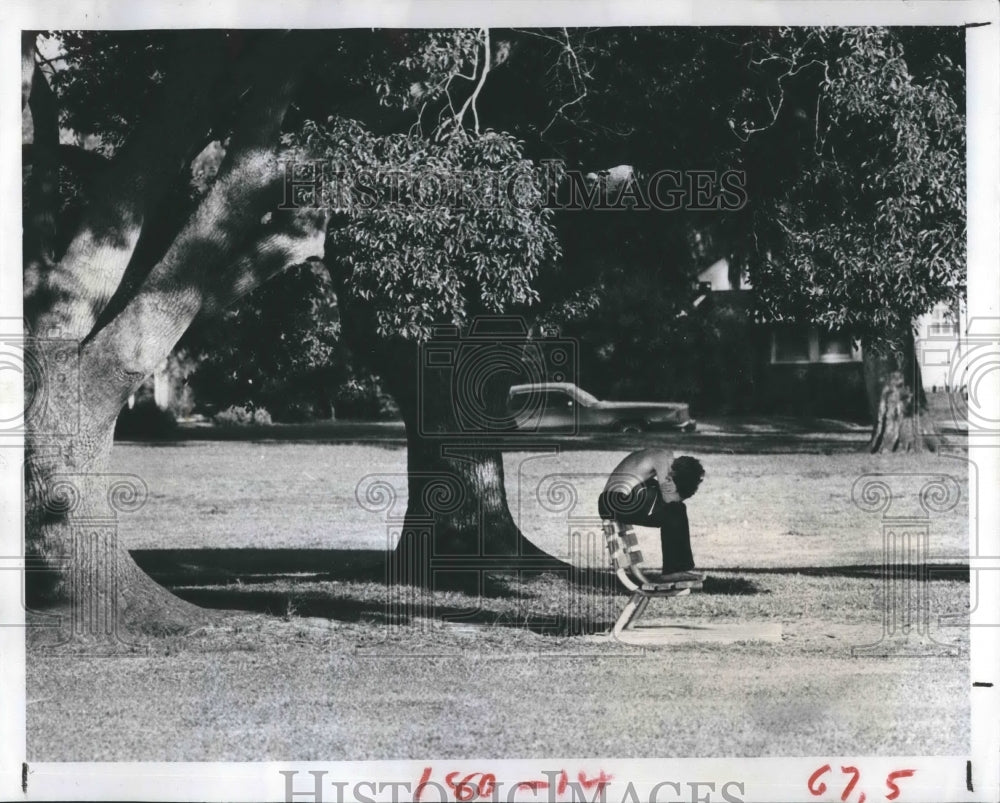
125, 549, 661, 634
132, 548, 389, 586
700, 575, 763, 595
133, 549, 968, 587
133, 548, 577, 598
117, 429, 877, 455
206, 588, 624, 635
170, 585, 615, 635
109, 420, 906, 455
113, 415, 975, 454
172, 587, 388, 622
711, 564, 969, 581
129, 549, 964, 636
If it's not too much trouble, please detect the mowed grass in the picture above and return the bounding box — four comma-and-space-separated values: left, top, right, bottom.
111, 442, 970, 568
26, 442, 971, 761
28, 604, 968, 761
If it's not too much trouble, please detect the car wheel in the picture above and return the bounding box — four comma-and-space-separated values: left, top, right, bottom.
620, 422, 644, 434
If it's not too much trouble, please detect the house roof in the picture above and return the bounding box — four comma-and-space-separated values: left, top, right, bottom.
696, 258, 751, 291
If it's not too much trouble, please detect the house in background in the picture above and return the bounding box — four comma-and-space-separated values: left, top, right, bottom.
695, 258, 966, 417
695, 258, 864, 419
914, 300, 967, 393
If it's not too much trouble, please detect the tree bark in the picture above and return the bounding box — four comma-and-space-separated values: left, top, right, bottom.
25, 207, 327, 643
330, 297, 565, 589
24, 357, 208, 648
865, 328, 937, 453
22, 47, 60, 297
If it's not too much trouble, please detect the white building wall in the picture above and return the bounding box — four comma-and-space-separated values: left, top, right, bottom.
915, 300, 967, 391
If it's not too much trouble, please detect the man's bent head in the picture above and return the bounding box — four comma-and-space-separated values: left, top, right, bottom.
670, 455, 705, 500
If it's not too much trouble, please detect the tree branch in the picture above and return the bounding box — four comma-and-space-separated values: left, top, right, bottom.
21, 32, 35, 110
22, 143, 110, 177
76, 33, 323, 425
23, 52, 60, 306
456, 29, 490, 136
540, 29, 590, 138
205, 206, 330, 314
28, 31, 234, 339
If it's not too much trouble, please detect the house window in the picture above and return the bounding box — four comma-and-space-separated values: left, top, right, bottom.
926, 303, 959, 336
928, 314, 958, 336
772, 329, 811, 363
771, 327, 861, 364
818, 331, 856, 363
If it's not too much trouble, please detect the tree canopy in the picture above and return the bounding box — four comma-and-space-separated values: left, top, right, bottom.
30, 26, 965, 354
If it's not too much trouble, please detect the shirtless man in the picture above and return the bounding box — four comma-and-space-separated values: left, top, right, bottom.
597, 448, 705, 579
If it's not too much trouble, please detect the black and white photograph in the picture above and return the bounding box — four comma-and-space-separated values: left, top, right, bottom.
2, 1, 998, 801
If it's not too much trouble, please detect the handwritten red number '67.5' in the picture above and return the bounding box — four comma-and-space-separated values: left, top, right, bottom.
808, 765, 917, 803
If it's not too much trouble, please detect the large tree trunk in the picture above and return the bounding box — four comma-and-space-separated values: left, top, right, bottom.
23, 32, 326, 641
24, 347, 208, 650
385, 342, 556, 588
864, 328, 937, 453
332, 299, 565, 590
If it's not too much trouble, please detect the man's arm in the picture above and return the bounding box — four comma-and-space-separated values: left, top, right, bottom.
649, 450, 679, 503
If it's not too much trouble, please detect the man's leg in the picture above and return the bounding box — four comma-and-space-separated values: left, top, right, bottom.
656, 501, 697, 575
598, 482, 658, 526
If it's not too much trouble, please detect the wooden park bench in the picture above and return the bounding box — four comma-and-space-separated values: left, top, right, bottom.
602, 519, 704, 637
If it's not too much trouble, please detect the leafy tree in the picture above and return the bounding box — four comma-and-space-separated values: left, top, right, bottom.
292, 106, 563, 575
536, 27, 964, 443
734, 28, 965, 450
493, 26, 965, 450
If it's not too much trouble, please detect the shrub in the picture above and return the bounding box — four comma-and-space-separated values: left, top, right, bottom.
334, 377, 398, 420
213, 404, 273, 427
277, 399, 325, 423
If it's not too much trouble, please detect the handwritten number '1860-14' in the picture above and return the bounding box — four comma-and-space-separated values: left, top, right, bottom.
808, 765, 917, 803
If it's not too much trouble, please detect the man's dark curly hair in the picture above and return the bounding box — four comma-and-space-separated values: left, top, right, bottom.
670, 456, 705, 500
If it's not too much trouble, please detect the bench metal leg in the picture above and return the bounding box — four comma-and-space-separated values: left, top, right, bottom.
613, 592, 645, 637
625, 596, 651, 630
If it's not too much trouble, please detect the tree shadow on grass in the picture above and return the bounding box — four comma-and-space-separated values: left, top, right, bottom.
714, 565, 968, 581
129, 548, 784, 636
700, 575, 763, 595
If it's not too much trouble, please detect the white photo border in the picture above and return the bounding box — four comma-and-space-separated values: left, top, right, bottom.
2, 2, 997, 801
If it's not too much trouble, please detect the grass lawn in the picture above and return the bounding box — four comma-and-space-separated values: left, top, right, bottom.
109, 442, 969, 567
26, 442, 971, 761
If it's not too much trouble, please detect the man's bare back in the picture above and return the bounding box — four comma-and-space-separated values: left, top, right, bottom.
603, 447, 678, 504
